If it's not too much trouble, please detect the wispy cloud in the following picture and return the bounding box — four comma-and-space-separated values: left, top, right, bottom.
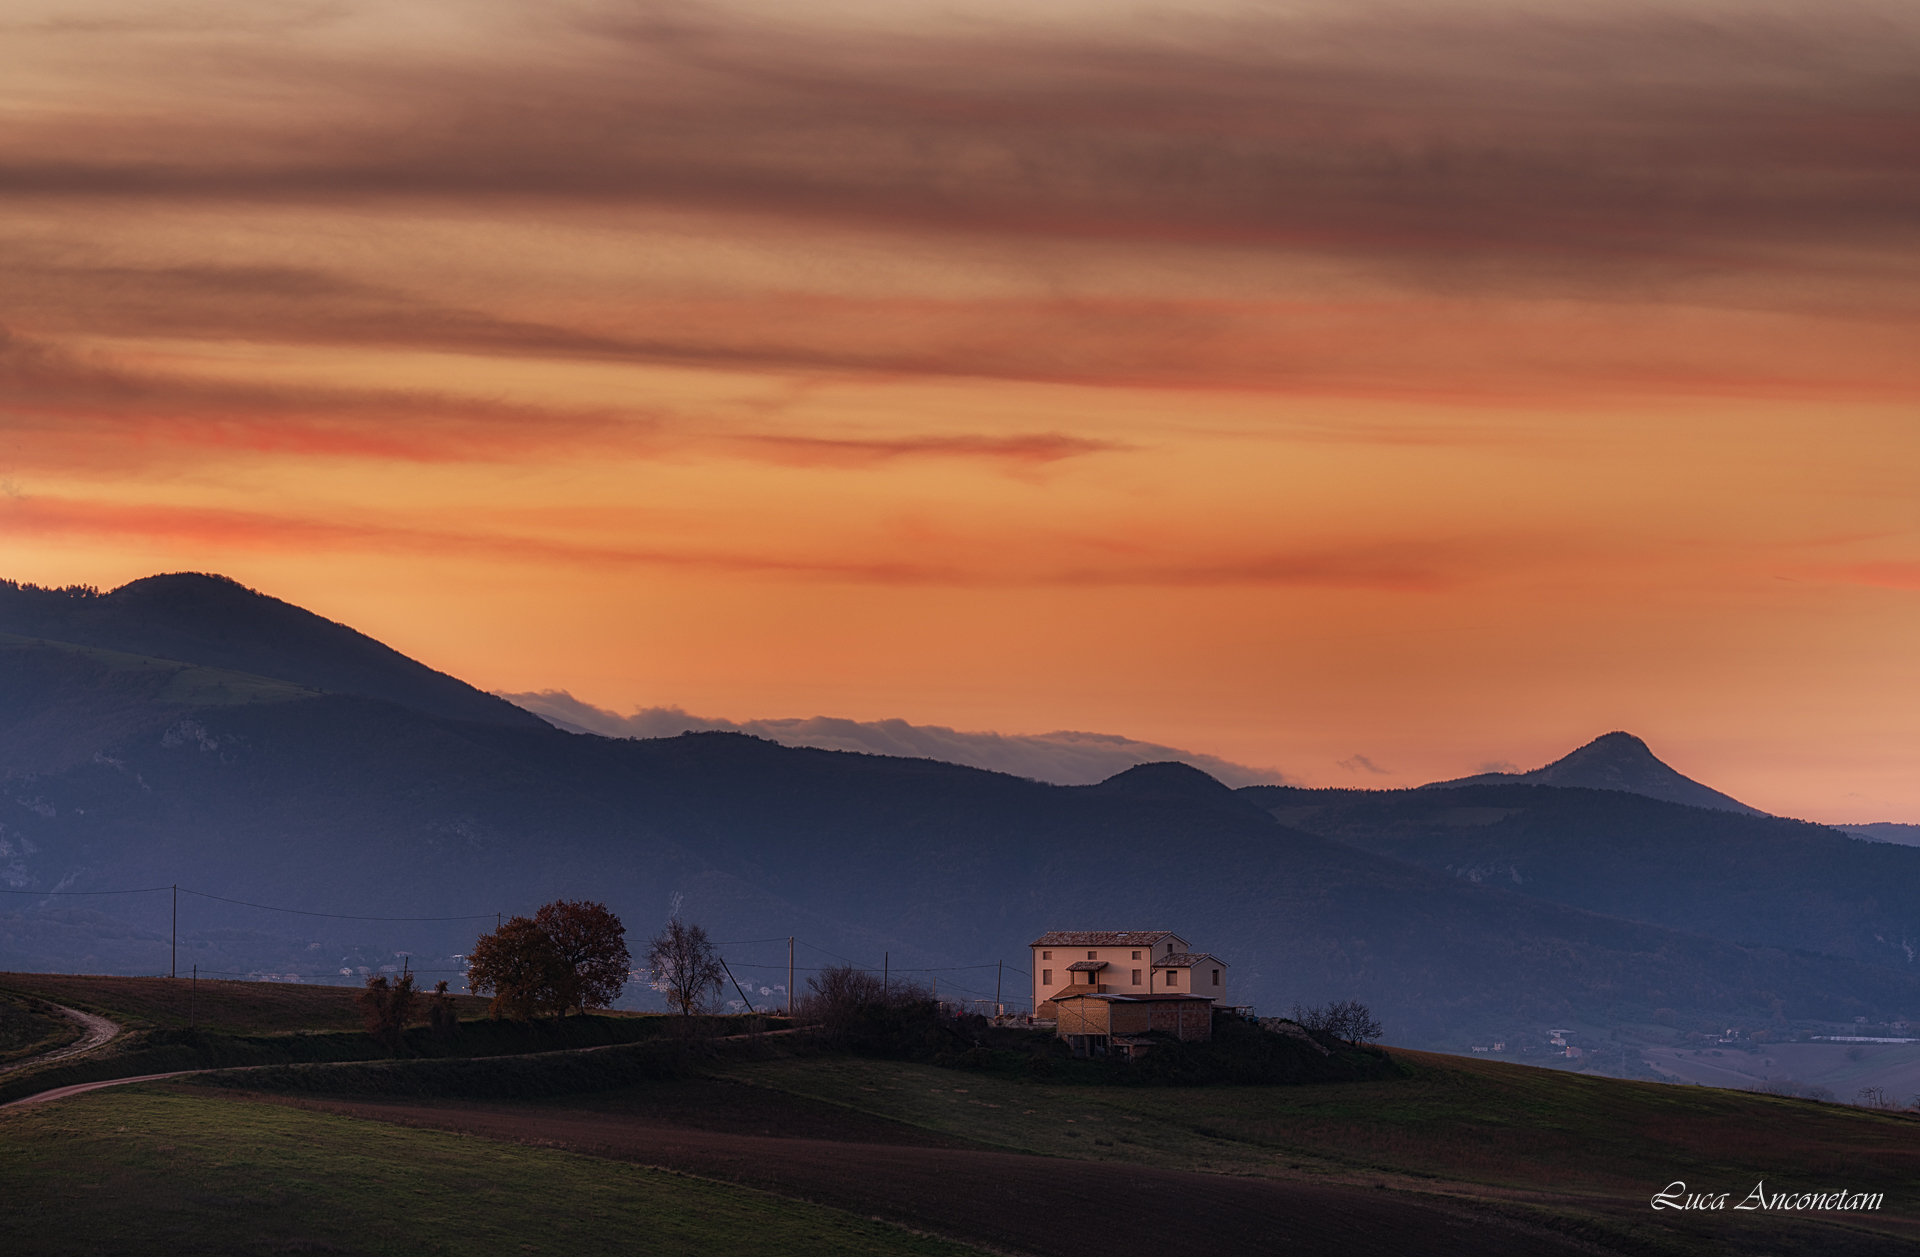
14, 2, 1920, 277
1814, 561, 1920, 592
2, 2, 1916, 397
0, 325, 1120, 472
0, 490, 1491, 590
1338, 754, 1393, 775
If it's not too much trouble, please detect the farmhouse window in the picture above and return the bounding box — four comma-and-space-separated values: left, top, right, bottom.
1212, 969, 1220, 986
1043, 970, 1052, 985
1131, 969, 1141, 984
1087, 951, 1097, 960
1131, 951, 1141, 960
1042, 951, 1051, 960
1167, 970, 1179, 986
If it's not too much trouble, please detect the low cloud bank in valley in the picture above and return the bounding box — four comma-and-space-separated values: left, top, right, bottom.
499, 690, 1291, 788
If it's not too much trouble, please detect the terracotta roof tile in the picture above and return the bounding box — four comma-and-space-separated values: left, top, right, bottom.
1152, 952, 1228, 968
1047, 991, 1217, 1003
1029, 930, 1184, 947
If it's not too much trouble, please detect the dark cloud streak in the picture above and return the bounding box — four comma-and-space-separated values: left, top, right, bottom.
4, 3, 1917, 283
0, 324, 1116, 470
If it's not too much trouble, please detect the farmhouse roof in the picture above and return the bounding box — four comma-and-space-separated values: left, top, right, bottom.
1030, 930, 1184, 947
1151, 952, 1228, 969
1066, 960, 1109, 972
1047, 990, 1216, 1004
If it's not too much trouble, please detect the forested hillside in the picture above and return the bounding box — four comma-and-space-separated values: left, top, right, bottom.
5, 688, 1919, 1047
1240, 784, 1920, 971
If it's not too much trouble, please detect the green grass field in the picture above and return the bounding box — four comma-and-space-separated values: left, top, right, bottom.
683, 1049, 1920, 1254
0, 973, 783, 1107
716, 1049, 1920, 1198
0, 971, 494, 1036
8, 973, 1917, 1256
0, 1086, 977, 1256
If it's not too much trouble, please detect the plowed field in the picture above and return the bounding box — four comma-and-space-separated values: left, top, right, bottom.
249, 1089, 1597, 1257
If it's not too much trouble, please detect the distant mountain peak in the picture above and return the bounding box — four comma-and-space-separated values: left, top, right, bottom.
1095, 760, 1234, 794
1422, 731, 1766, 815
0, 572, 544, 728
1088, 761, 1271, 818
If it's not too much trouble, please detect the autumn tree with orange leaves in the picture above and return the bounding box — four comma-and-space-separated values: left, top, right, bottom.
466, 900, 631, 1021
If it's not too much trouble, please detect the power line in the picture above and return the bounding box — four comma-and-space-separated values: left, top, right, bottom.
0, 886, 172, 895
178, 887, 497, 922
7, 886, 1033, 992
0, 882, 497, 921
795, 937, 873, 969
190, 969, 474, 979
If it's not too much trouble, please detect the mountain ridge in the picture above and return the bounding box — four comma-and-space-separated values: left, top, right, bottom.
0, 575, 542, 730
5, 693, 1917, 1045
1238, 781, 1920, 971
4, 574, 1916, 1052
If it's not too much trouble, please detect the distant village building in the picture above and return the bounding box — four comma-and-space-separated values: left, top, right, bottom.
1030, 930, 1229, 1058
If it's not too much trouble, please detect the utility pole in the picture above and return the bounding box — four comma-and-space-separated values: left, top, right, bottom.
883, 952, 888, 998
171, 884, 177, 979
787, 937, 794, 1018
996, 960, 1003, 1017
190, 965, 196, 1030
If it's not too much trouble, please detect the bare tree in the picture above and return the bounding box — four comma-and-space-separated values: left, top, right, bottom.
1290, 999, 1383, 1044
645, 919, 726, 1016
1856, 1085, 1896, 1111
1333, 999, 1384, 1044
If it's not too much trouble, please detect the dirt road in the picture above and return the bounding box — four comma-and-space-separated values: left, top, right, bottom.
0, 1004, 118, 1078
273, 1094, 1600, 1257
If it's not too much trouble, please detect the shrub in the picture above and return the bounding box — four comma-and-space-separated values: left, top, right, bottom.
427, 981, 459, 1040
356, 974, 418, 1056
797, 965, 945, 1056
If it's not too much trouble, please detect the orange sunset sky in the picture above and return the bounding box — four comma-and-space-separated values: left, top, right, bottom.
1, 0, 1916, 820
